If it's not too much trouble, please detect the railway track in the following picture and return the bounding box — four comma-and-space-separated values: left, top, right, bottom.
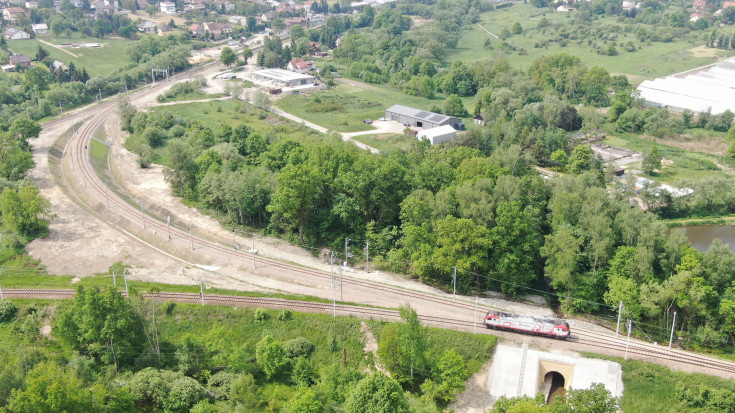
41, 65, 735, 378
6, 288, 735, 376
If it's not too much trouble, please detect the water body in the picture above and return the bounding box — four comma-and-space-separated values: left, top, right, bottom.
684, 224, 735, 253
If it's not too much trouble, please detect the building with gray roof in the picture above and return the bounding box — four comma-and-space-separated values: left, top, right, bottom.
385, 104, 464, 130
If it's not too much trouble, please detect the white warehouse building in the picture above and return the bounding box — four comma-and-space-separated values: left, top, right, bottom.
251, 69, 316, 88
417, 125, 457, 145
637, 58, 735, 115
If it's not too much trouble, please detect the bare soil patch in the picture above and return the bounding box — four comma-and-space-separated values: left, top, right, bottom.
640, 133, 728, 156
689, 45, 722, 58
449, 356, 495, 413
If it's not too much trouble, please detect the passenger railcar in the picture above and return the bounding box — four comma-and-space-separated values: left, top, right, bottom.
484, 310, 571, 340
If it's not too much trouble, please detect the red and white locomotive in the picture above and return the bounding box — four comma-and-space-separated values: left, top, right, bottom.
484, 310, 571, 340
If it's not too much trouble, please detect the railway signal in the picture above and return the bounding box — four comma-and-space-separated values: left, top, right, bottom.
615, 301, 623, 336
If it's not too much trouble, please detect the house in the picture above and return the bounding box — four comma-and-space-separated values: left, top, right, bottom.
622, 0, 635, 11
261, 10, 274, 22
3, 7, 27, 23
723, 1, 735, 8
31, 23, 48, 34
9, 54, 32, 66
189, 22, 204, 36
137, 20, 158, 32
137, 0, 149, 9
24, 1, 38, 8
285, 16, 308, 28
287, 58, 310, 73
385, 104, 464, 130
160, 1, 176, 14
556, 4, 575, 11
157, 24, 173, 36
224, 1, 234, 11
473, 114, 486, 126
4, 27, 31, 40
1, 64, 16, 72
417, 125, 458, 145
51, 60, 68, 73
693, 0, 706, 8
304, 0, 315, 12
689, 12, 703, 21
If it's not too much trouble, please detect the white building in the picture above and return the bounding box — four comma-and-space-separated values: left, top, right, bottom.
137, 20, 158, 32
31, 23, 48, 34
251, 68, 316, 88
160, 1, 176, 14
3, 28, 31, 40
417, 125, 457, 145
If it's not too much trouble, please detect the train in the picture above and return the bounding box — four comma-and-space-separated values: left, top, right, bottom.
484, 310, 571, 340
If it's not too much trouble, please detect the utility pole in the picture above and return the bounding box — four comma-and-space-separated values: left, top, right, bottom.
452, 267, 457, 300
167, 216, 171, 240
189, 217, 193, 250
344, 237, 350, 269
332, 267, 336, 317
140, 200, 145, 228
105, 180, 110, 209
123, 268, 129, 296
199, 274, 205, 306
616, 301, 623, 336
339, 265, 343, 302
624, 319, 632, 360
669, 311, 677, 349
365, 241, 369, 272
474, 295, 478, 334
113, 270, 116, 287
232, 228, 236, 250
0, 285, 3, 300
252, 233, 256, 270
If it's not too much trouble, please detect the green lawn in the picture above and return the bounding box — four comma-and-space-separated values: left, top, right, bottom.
7, 33, 137, 77
446, 4, 735, 80
276, 83, 474, 133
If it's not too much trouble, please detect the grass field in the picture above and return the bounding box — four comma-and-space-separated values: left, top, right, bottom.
124, 99, 331, 167
600, 130, 729, 184
446, 4, 735, 80
276, 82, 474, 133
7, 32, 136, 77
583, 353, 735, 413
352, 133, 417, 153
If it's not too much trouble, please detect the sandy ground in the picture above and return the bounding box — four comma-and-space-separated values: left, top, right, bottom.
450, 356, 496, 413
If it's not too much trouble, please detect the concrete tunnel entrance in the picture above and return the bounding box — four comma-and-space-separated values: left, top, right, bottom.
543, 371, 566, 402
537, 359, 573, 404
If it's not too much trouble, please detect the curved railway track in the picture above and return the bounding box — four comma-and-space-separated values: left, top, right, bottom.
41, 66, 735, 378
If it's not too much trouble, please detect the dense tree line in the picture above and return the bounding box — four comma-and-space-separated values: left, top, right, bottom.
0, 293, 487, 412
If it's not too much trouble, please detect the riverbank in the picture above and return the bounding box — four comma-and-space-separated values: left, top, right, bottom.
663, 215, 735, 227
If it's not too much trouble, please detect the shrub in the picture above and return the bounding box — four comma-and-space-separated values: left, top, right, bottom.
0, 301, 19, 322
254, 308, 269, 322
284, 337, 315, 359
278, 309, 292, 320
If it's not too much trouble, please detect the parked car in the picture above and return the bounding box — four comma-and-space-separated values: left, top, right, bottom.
363, 119, 373, 124
216, 73, 237, 80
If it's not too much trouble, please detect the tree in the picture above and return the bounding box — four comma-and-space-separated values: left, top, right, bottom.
420, 350, 467, 404
4, 362, 95, 413
582, 66, 611, 106
54, 286, 143, 365
146, 4, 157, 16
35, 45, 48, 61
443, 94, 468, 117
220, 46, 236, 68
267, 163, 323, 243
550, 149, 568, 168
567, 145, 595, 174
642, 146, 662, 174
377, 304, 429, 386
284, 389, 323, 413
0, 185, 52, 238
344, 372, 409, 413
512, 22, 523, 34
490, 202, 542, 296
256, 335, 287, 379
0, 132, 34, 181
541, 224, 582, 309
10, 118, 41, 140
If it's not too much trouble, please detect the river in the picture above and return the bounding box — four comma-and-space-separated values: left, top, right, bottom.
684, 224, 735, 253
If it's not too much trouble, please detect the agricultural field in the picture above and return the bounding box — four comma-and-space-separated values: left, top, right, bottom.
7, 32, 139, 77
446, 3, 735, 80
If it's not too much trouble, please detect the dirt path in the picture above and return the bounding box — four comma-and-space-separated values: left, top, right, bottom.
360, 321, 391, 376
336, 77, 380, 92
37, 38, 79, 58
477, 23, 499, 39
